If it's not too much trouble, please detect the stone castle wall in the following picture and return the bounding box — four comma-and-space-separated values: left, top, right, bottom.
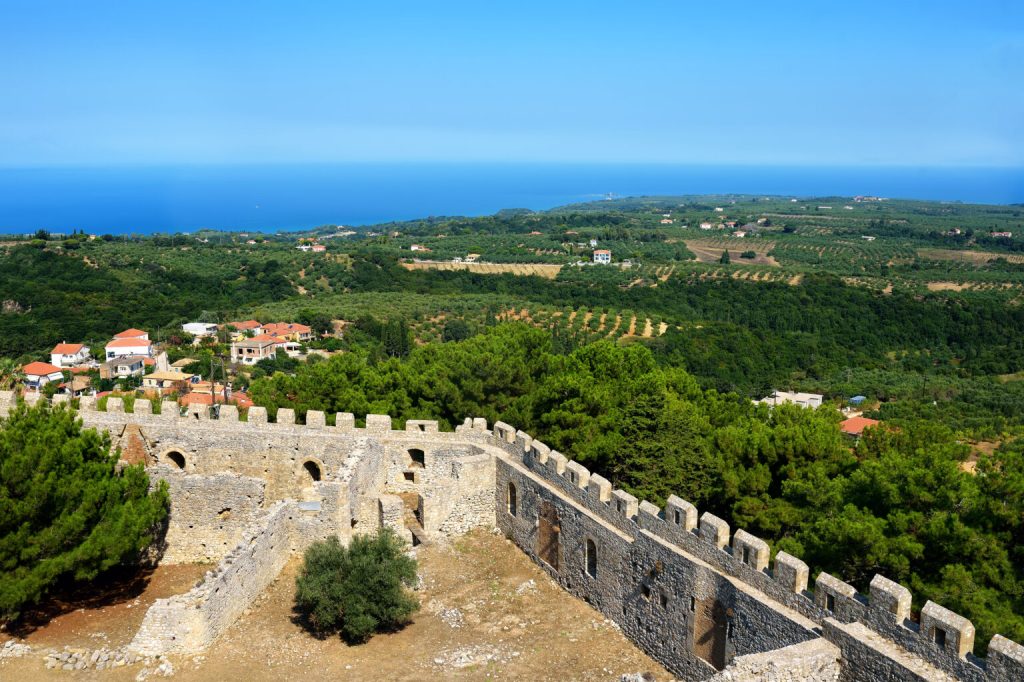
2, 392, 1022, 680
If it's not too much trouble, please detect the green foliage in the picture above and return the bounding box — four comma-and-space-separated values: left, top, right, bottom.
719, 250, 731, 264
0, 402, 170, 622
294, 529, 418, 642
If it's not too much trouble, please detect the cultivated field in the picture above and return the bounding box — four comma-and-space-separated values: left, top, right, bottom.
402, 261, 563, 279
917, 248, 1024, 265
683, 239, 779, 266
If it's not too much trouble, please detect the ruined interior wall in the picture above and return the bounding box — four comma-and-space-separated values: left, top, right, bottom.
154, 467, 267, 564
130, 501, 296, 656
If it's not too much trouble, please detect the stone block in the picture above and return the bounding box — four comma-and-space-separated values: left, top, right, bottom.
815, 572, 856, 614
921, 600, 974, 659
774, 552, 809, 594
587, 473, 612, 503
305, 410, 326, 429
565, 460, 590, 489
365, 414, 392, 433
869, 574, 911, 623
612, 489, 638, 519
665, 495, 697, 532
732, 529, 769, 571
247, 406, 268, 424
335, 412, 355, 430
106, 397, 124, 413
547, 451, 568, 475
699, 512, 729, 550
275, 408, 295, 425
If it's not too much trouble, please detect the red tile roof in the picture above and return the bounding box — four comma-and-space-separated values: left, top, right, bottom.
106, 338, 152, 348
263, 322, 311, 334
113, 328, 148, 339
23, 361, 63, 376
225, 320, 262, 330
52, 342, 85, 354
840, 416, 880, 436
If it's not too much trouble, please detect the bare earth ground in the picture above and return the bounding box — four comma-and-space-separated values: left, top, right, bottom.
401, 261, 563, 279
1, 529, 671, 681
683, 240, 779, 267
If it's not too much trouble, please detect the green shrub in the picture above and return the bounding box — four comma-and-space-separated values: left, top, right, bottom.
740, 250, 756, 259
294, 528, 418, 642
0, 402, 169, 622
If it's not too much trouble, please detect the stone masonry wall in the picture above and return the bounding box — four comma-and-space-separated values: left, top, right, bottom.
129, 501, 297, 656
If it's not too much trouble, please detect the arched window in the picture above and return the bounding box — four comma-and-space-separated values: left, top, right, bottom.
586, 538, 597, 578
507, 482, 517, 516
407, 448, 425, 469
303, 460, 322, 482
166, 451, 186, 470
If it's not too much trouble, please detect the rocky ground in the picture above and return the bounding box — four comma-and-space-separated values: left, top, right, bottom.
1, 528, 672, 681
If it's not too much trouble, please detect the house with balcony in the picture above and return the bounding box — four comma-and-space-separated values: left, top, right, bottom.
50, 342, 91, 368
230, 335, 279, 365
22, 362, 65, 390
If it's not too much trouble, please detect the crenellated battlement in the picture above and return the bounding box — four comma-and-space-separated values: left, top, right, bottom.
2, 390, 1021, 680
487, 419, 1024, 681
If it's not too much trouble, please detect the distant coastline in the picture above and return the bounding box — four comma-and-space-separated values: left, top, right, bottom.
0, 163, 1021, 234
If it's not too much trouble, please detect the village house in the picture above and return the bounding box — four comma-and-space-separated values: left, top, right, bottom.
182, 322, 219, 338
230, 335, 278, 365
50, 342, 91, 368
660, 218, 674, 224
992, 231, 1013, 238
59, 375, 92, 397
105, 337, 153, 359
311, 244, 327, 252
142, 370, 197, 394
261, 322, 313, 342
464, 253, 481, 263
410, 244, 430, 252
22, 361, 65, 391
839, 415, 880, 439
699, 222, 715, 230
113, 328, 149, 341
592, 249, 611, 264
757, 390, 824, 409
100, 355, 147, 380
223, 320, 263, 341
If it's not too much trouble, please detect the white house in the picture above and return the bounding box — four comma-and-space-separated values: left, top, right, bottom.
593, 249, 611, 264
50, 342, 91, 368
106, 337, 153, 359
700, 222, 715, 230
589, 239, 599, 248
22, 362, 65, 390
113, 328, 149, 341
182, 322, 219, 338
757, 390, 824, 409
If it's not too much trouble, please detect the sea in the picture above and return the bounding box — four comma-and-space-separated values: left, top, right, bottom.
0, 163, 1021, 234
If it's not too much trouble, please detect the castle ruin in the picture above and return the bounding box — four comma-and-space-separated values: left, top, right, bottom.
2, 390, 1022, 681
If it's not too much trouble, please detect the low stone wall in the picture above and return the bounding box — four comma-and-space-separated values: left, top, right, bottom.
129, 501, 296, 656
708, 638, 842, 682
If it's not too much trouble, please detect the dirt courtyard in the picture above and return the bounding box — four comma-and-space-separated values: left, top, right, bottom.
1, 529, 671, 681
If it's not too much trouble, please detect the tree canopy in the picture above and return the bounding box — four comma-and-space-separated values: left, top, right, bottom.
0, 402, 169, 622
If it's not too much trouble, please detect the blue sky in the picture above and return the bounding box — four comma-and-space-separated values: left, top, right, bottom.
2, 1, 1022, 166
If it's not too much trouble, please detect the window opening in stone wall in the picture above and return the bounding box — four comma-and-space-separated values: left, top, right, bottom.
303, 460, 322, 482
693, 598, 728, 671
407, 448, 425, 469
742, 547, 750, 565
641, 584, 651, 601
673, 509, 681, 525
826, 594, 836, 613
660, 593, 669, 609
167, 451, 185, 470
934, 627, 947, 647
507, 482, 517, 516
403, 471, 415, 482
585, 539, 597, 578
536, 501, 560, 570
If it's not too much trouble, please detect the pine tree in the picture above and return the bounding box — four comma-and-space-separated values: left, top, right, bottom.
0, 402, 169, 623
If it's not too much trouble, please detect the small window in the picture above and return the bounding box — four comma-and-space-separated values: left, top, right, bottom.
690, 596, 696, 612
403, 471, 416, 482
659, 593, 669, 609
585, 539, 597, 578
167, 451, 186, 470
507, 482, 518, 516
826, 594, 836, 613
641, 584, 651, 601
934, 627, 947, 647
303, 460, 321, 482
673, 509, 681, 525
742, 547, 750, 565
407, 448, 425, 468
